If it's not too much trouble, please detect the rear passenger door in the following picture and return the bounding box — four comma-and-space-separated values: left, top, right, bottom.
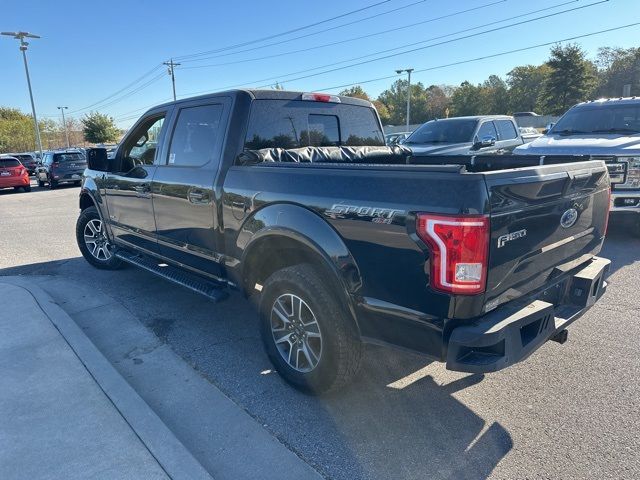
152, 98, 229, 278
494, 119, 524, 152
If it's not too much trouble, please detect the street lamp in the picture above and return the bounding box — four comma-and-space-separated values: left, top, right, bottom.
1, 31, 44, 158
57, 106, 70, 148
395, 68, 414, 130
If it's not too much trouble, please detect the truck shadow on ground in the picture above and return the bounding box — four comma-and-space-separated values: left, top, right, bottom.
1, 257, 513, 480
600, 222, 640, 276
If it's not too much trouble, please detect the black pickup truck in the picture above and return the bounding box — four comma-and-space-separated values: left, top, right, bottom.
77, 90, 611, 393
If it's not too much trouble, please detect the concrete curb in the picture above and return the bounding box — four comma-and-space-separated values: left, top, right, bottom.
3, 278, 213, 480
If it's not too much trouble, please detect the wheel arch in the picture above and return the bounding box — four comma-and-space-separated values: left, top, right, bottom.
239, 204, 362, 331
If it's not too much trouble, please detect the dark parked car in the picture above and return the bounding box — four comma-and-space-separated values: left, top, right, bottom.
77, 90, 610, 393
0, 156, 31, 192
36, 151, 87, 189
7, 152, 38, 175
403, 115, 524, 155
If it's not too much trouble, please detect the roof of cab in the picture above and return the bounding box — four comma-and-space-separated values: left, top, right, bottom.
152, 89, 374, 111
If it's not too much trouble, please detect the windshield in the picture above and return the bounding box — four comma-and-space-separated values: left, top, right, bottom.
552, 104, 640, 135
404, 119, 478, 144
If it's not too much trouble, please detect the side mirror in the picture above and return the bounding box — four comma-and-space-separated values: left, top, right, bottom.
543, 123, 555, 135
473, 135, 496, 149
86, 148, 109, 171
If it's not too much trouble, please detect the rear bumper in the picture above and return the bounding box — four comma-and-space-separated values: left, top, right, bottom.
610, 191, 640, 213
446, 256, 610, 373
0, 175, 30, 188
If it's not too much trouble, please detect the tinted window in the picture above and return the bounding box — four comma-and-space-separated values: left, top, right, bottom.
552, 104, 640, 134
495, 120, 518, 140
304, 114, 340, 146
404, 119, 478, 144
168, 104, 223, 167
0, 158, 20, 167
476, 121, 498, 140
244, 100, 383, 150
53, 153, 84, 163
122, 115, 165, 168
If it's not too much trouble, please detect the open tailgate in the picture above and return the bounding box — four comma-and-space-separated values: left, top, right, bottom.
483, 160, 609, 312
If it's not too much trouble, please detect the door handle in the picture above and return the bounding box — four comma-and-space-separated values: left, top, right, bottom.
134, 183, 150, 192
188, 189, 208, 204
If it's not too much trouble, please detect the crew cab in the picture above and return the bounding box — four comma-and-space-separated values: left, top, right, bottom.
77, 90, 610, 393
403, 115, 524, 155
516, 98, 640, 232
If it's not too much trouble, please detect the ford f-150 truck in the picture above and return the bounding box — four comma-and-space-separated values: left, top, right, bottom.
516, 97, 640, 233
77, 90, 610, 393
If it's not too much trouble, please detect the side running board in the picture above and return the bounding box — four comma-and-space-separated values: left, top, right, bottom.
115, 250, 229, 303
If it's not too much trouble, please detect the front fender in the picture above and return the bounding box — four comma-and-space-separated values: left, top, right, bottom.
79, 174, 113, 240
239, 202, 362, 294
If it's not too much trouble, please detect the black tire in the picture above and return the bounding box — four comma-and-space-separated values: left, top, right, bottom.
48, 178, 57, 190
37, 178, 45, 188
259, 264, 362, 394
23, 185, 31, 192
76, 206, 123, 270
74, 181, 81, 187
13, 186, 21, 192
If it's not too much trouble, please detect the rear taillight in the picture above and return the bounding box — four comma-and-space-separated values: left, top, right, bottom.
416, 213, 490, 295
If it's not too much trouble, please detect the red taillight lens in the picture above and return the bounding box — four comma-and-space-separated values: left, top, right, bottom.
416, 214, 490, 295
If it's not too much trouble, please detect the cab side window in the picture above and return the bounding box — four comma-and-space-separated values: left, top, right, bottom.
167, 104, 223, 167
495, 120, 518, 140
476, 121, 498, 141
119, 114, 166, 172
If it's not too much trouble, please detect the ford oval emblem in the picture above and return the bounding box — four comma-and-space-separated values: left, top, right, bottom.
560, 208, 578, 229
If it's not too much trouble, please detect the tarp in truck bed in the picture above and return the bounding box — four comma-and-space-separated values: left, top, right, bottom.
237, 145, 412, 165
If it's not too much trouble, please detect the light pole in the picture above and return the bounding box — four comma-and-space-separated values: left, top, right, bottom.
163, 59, 181, 101
395, 68, 414, 130
57, 106, 70, 148
1, 31, 44, 157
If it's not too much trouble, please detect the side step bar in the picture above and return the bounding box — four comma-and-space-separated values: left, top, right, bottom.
115, 250, 229, 303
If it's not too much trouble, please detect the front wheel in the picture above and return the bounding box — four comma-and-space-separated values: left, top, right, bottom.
259, 264, 362, 394
76, 206, 123, 270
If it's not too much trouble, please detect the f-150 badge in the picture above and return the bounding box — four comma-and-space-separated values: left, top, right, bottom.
325, 204, 403, 224
497, 229, 527, 248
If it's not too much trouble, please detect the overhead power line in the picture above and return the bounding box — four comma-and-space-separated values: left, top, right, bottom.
178, 0, 608, 96
179, 0, 435, 64
182, 0, 509, 69
174, 0, 393, 61
68, 64, 164, 114
314, 21, 640, 92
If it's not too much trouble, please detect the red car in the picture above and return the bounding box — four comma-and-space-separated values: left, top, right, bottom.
0, 156, 31, 192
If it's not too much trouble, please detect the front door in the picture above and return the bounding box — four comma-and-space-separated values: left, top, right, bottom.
104, 112, 169, 254
152, 100, 227, 278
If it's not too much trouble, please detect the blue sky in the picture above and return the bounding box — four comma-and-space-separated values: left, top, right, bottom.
1, 0, 638, 127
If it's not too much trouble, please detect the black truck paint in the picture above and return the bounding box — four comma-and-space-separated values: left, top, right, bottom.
77, 90, 610, 392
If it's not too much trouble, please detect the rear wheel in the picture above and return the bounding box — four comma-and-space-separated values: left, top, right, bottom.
259, 264, 362, 394
23, 185, 31, 192
76, 206, 123, 270
48, 178, 57, 190
37, 178, 45, 188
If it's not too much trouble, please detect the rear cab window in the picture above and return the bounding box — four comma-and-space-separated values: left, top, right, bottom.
495, 120, 518, 140
53, 153, 85, 163
244, 99, 384, 151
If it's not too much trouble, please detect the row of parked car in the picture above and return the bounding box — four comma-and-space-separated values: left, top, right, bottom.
0, 149, 88, 193
386, 97, 640, 231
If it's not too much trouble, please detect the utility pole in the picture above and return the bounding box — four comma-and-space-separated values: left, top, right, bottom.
2, 31, 43, 157
164, 59, 181, 101
57, 106, 70, 148
395, 68, 414, 130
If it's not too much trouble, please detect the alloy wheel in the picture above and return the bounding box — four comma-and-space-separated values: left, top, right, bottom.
270, 293, 323, 373
83, 219, 112, 261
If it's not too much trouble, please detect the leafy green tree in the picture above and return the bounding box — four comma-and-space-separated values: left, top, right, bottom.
480, 75, 509, 114
450, 81, 483, 116
339, 85, 391, 124
82, 112, 119, 144
596, 47, 640, 97
507, 64, 550, 113
541, 44, 597, 115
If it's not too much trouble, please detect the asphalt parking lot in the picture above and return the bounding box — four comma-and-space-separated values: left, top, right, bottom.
1, 181, 639, 480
